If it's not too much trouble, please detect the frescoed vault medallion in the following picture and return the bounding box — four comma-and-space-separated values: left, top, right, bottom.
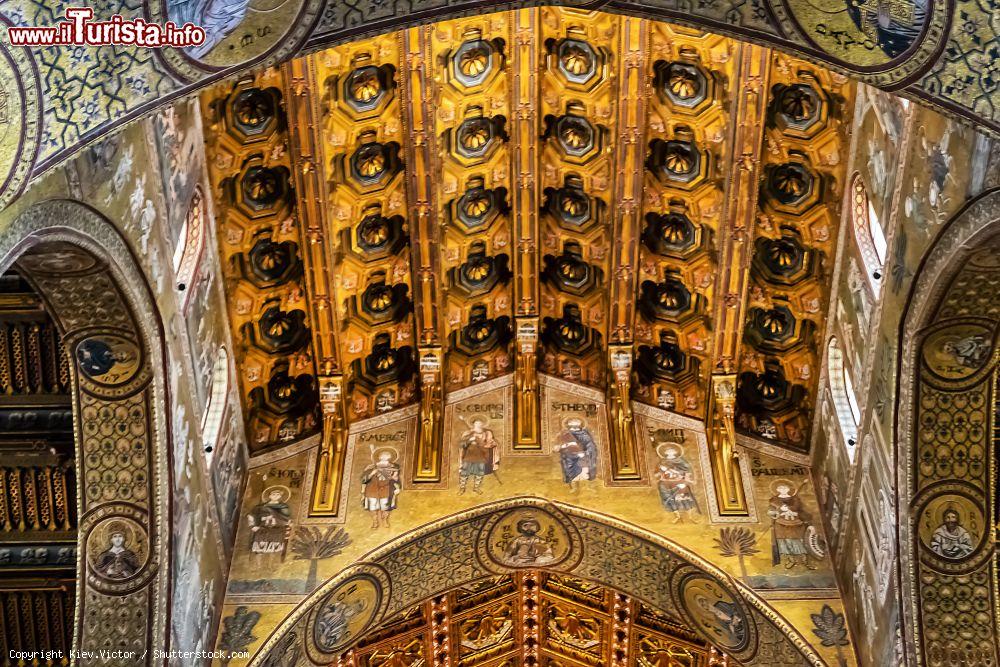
769, 0, 951, 80
0, 24, 41, 209
148, 0, 323, 81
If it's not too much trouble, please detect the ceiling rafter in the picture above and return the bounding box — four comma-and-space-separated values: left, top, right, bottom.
201, 68, 321, 454
310, 35, 421, 429
281, 57, 352, 516
606, 16, 652, 483
734, 54, 854, 452
399, 25, 445, 484
510, 8, 543, 451
704, 43, 772, 516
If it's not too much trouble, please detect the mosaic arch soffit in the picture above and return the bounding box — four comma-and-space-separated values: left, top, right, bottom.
252, 497, 826, 667
896, 187, 1000, 666
0, 0, 997, 209
0, 199, 171, 660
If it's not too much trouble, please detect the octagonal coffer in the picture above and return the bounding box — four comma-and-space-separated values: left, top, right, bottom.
349, 132, 402, 188
247, 302, 310, 354
769, 76, 828, 136
451, 177, 509, 232
351, 333, 415, 390
240, 234, 302, 288
641, 208, 704, 258
543, 175, 605, 233
449, 241, 511, 297
654, 56, 712, 110
341, 61, 395, 115
451, 108, 507, 163
541, 304, 602, 356
646, 130, 707, 187
752, 229, 817, 285
762, 159, 821, 212
544, 103, 604, 163
638, 271, 699, 323
542, 241, 603, 296
251, 363, 317, 417
635, 331, 699, 385
346, 207, 408, 260
347, 272, 412, 328
450, 32, 505, 89
227, 86, 280, 140
454, 304, 513, 356
234, 164, 291, 217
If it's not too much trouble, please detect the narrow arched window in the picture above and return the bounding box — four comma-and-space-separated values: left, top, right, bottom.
827, 337, 860, 463
174, 185, 206, 307
200, 348, 230, 462
867, 199, 887, 264
851, 174, 886, 290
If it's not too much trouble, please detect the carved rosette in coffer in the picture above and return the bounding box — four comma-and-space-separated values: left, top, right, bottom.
202, 71, 320, 452
315, 41, 419, 421
429, 21, 516, 391
632, 26, 732, 419
735, 56, 852, 451
537, 15, 618, 390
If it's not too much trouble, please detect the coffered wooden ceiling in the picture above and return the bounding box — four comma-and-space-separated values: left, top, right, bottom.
201, 8, 853, 460
341, 571, 716, 667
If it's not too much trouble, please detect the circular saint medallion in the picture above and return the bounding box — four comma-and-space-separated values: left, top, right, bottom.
81, 504, 155, 594
916, 491, 987, 570
771, 0, 948, 78
306, 563, 389, 664
306, 566, 389, 660
478, 505, 581, 572
922, 323, 995, 382
675, 571, 753, 655
75, 334, 142, 387
148, 0, 322, 82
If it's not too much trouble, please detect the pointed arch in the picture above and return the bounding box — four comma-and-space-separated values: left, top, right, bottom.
0, 199, 171, 660
896, 188, 1000, 666
250, 497, 827, 666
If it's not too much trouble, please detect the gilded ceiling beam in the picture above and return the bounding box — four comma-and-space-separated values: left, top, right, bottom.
510, 9, 542, 451
606, 17, 651, 482
706, 44, 771, 515
281, 58, 350, 517
399, 27, 444, 482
